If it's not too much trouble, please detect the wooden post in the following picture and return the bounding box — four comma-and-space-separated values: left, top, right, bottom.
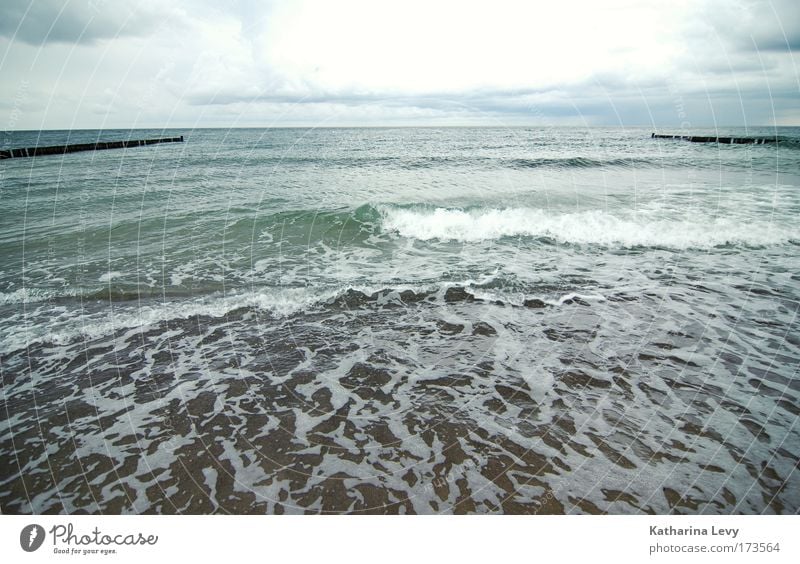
0, 136, 184, 160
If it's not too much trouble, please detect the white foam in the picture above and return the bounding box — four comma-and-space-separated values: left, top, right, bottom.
0, 287, 329, 353
380, 207, 798, 249
0, 287, 79, 305
98, 271, 122, 282
0, 280, 482, 353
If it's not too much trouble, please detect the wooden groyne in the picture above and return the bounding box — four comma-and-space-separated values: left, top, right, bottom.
651, 133, 777, 144
0, 136, 184, 159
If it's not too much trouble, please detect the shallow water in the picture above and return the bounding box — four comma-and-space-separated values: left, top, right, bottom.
1, 127, 799, 513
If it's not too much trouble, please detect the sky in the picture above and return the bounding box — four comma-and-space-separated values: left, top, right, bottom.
0, 0, 798, 129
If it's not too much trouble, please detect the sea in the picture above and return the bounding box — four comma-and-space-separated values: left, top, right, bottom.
1, 126, 798, 514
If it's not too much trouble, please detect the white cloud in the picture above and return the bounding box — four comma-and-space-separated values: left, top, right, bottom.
0, 0, 797, 128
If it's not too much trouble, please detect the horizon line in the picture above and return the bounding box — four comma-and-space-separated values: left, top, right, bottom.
4, 124, 798, 133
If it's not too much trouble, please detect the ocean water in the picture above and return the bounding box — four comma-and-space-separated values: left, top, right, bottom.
1, 126, 799, 514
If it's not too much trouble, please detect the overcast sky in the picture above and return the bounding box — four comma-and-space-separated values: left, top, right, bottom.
0, 0, 798, 129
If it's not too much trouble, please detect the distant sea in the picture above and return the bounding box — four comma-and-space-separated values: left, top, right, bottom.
1, 126, 799, 514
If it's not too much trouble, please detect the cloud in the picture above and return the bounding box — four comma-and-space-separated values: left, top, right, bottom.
690, 0, 800, 52
0, 0, 167, 45
748, 0, 800, 51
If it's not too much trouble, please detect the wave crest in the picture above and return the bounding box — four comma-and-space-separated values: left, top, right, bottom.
379, 206, 797, 249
